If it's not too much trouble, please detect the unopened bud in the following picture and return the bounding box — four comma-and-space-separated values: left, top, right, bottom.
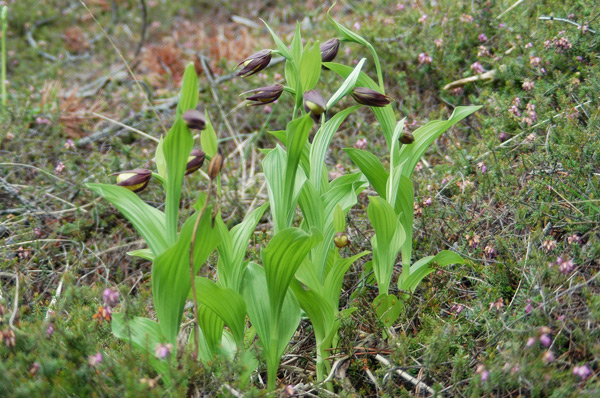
185, 149, 206, 175
399, 132, 414, 144
113, 169, 152, 193
351, 87, 394, 107
182, 109, 206, 130
303, 90, 326, 122
208, 150, 224, 180
334, 232, 349, 248
237, 49, 272, 77
320, 38, 340, 63
242, 84, 284, 106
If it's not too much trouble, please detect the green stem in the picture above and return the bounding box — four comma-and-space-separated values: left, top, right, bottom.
367, 43, 384, 93
1, 6, 7, 106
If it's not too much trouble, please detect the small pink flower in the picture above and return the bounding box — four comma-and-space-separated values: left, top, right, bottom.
573, 365, 591, 380
525, 42, 533, 49
542, 350, 554, 364
567, 234, 580, 245
88, 352, 103, 367
103, 288, 119, 309
522, 80, 534, 91
55, 162, 65, 174
354, 138, 367, 150
46, 323, 54, 336
470, 62, 485, 74
540, 334, 551, 348
526, 337, 536, 347
417, 52, 432, 65
559, 259, 574, 274
434, 38, 444, 48
477, 161, 487, 174
396, 3, 405, 11
424, 197, 433, 207
460, 14, 474, 23
353, 22, 361, 30
478, 33, 488, 42
418, 14, 428, 24
530, 56, 541, 67
344, 47, 351, 56
263, 105, 272, 114
499, 132, 508, 142
64, 139, 75, 150
542, 240, 557, 252
155, 343, 173, 360
450, 87, 463, 96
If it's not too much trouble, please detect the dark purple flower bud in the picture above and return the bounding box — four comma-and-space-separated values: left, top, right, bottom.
320, 38, 340, 63
399, 132, 415, 144
182, 109, 206, 130
237, 49, 272, 77
243, 84, 284, 106
113, 169, 152, 193
351, 87, 394, 107
185, 149, 206, 175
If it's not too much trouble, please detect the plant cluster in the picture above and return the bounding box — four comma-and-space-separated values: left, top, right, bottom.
86, 7, 479, 391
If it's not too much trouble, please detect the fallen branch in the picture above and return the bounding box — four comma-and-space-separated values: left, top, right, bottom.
443, 70, 496, 91
375, 354, 437, 396
539, 16, 597, 34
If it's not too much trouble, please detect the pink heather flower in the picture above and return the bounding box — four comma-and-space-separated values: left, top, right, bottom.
540, 334, 551, 347
525, 303, 532, 314
559, 259, 574, 274
88, 352, 103, 367
478, 33, 488, 42
477, 46, 490, 57
155, 343, 173, 359
489, 298, 504, 311
542, 240, 557, 252
396, 3, 405, 11
415, 162, 423, 172
526, 337, 536, 347
450, 304, 464, 316
567, 234, 580, 245
424, 197, 433, 207
530, 56, 541, 67
542, 350, 555, 364
460, 14, 474, 23
353, 22, 361, 30
573, 365, 591, 380
102, 288, 119, 309
434, 38, 443, 48
450, 87, 463, 96
477, 161, 487, 174
481, 370, 489, 381
526, 103, 536, 121
64, 139, 75, 149
522, 80, 534, 91
263, 105, 272, 114
499, 132, 508, 141
484, 245, 496, 258
498, 23, 505, 28
470, 62, 485, 74
34, 227, 41, 237
525, 42, 533, 49
417, 52, 432, 65
418, 14, 428, 24
273, 73, 283, 81
46, 323, 54, 336
354, 138, 367, 150
55, 162, 65, 174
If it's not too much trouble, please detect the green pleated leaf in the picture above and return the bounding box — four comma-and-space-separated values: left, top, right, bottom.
193, 276, 247, 347
261, 19, 292, 60
343, 148, 389, 198
127, 248, 154, 261
263, 145, 287, 232
310, 106, 360, 193
217, 203, 269, 292
400, 250, 466, 293
86, 183, 168, 255
299, 40, 321, 92
111, 313, 172, 386
263, 227, 321, 319
367, 196, 405, 295
333, 204, 345, 233
326, 58, 366, 110
324, 62, 396, 148
201, 110, 218, 157
197, 305, 224, 355
399, 106, 482, 178
152, 202, 222, 344
324, 250, 370, 307
163, 117, 193, 244
298, 180, 325, 231
290, 280, 334, 347
176, 63, 199, 116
